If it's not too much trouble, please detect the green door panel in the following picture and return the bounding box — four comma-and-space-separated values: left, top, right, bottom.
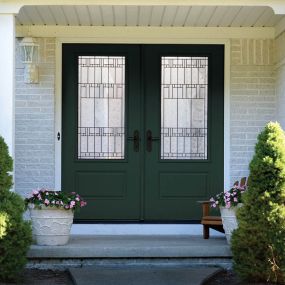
62, 44, 142, 221
62, 44, 224, 222
143, 45, 224, 221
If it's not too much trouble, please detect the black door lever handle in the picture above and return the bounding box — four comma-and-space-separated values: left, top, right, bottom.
127, 130, 140, 152
146, 130, 152, 152
146, 130, 160, 152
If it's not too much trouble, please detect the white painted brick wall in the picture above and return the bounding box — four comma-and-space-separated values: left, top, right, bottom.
15, 38, 55, 197
275, 32, 285, 129
230, 39, 276, 184
14, 37, 277, 196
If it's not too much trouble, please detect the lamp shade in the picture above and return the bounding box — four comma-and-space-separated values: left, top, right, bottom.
20, 37, 39, 64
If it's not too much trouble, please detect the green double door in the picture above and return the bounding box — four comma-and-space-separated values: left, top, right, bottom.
62, 44, 224, 222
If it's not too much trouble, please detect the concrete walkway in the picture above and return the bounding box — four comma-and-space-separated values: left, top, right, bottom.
69, 266, 222, 285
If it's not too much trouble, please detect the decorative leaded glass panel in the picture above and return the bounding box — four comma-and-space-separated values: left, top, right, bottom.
161, 57, 208, 160
78, 56, 125, 159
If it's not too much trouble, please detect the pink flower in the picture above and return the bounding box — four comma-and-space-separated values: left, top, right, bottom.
44, 199, 50, 205
37, 194, 42, 200
33, 190, 39, 195
226, 202, 231, 208
234, 197, 238, 202
212, 203, 216, 208
75, 197, 80, 201
70, 201, 76, 208
80, 201, 87, 207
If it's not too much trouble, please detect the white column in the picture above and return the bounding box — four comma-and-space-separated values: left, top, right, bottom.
0, 14, 15, 157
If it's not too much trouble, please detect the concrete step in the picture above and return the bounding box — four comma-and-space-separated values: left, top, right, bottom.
27, 235, 232, 270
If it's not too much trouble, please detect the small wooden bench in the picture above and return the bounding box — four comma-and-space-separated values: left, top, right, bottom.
198, 177, 247, 239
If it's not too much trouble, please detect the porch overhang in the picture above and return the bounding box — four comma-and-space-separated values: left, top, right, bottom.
1, 0, 285, 14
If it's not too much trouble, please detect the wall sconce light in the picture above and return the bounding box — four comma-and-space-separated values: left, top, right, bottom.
20, 37, 39, 84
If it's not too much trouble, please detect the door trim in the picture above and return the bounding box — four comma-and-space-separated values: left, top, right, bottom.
55, 37, 230, 193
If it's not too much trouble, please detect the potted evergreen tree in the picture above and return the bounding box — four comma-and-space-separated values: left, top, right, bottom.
231, 122, 285, 284
25, 189, 87, 246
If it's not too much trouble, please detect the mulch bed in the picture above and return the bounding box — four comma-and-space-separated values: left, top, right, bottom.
0, 269, 73, 285
205, 270, 279, 285
0, 268, 281, 285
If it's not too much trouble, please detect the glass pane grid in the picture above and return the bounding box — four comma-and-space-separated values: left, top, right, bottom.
161, 56, 208, 160
78, 56, 125, 160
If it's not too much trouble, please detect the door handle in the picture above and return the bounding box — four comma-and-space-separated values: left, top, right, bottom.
128, 130, 140, 152
146, 130, 160, 152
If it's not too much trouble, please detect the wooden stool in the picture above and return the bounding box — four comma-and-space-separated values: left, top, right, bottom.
198, 201, 224, 239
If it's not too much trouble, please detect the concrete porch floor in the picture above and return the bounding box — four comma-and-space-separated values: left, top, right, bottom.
27, 235, 232, 269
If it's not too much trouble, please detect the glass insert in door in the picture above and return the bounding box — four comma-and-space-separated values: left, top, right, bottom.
161, 56, 208, 159
78, 56, 125, 159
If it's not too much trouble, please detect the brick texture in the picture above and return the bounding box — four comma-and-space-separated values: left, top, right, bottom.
230, 39, 276, 184
15, 38, 55, 197
275, 32, 285, 130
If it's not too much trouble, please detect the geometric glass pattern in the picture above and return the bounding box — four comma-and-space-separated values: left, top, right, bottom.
78, 56, 125, 159
161, 56, 208, 159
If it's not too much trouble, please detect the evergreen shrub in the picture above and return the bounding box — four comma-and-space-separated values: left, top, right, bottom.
231, 122, 285, 284
0, 136, 32, 282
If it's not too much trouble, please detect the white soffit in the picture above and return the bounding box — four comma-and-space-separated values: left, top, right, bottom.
16, 5, 284, 28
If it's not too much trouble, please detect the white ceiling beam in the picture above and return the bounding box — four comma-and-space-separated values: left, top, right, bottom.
275, 16, 285, 37
16, 25, 275, 39
0, 4, 23, 14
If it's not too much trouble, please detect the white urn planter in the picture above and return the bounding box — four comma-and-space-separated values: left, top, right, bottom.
220, 203, 243, 244
29, 207, 74, 246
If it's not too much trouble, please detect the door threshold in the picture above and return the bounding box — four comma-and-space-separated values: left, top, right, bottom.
71, 224, 224, 236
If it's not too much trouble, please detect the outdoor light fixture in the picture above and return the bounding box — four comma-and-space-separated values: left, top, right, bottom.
20, 37, 39, 84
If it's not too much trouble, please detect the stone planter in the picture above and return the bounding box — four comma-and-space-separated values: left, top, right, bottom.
220, 203, 242, 244
29, 207, 74, 246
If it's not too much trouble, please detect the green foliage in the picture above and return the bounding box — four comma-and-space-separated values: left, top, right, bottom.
0, 136, 32, 282
0, 212, 9, 238
231, 122, 285, 284
25, 188, 87, 211
0, 136, 13, 192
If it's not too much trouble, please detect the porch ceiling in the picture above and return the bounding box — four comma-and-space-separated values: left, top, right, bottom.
16, 5, 284, 28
